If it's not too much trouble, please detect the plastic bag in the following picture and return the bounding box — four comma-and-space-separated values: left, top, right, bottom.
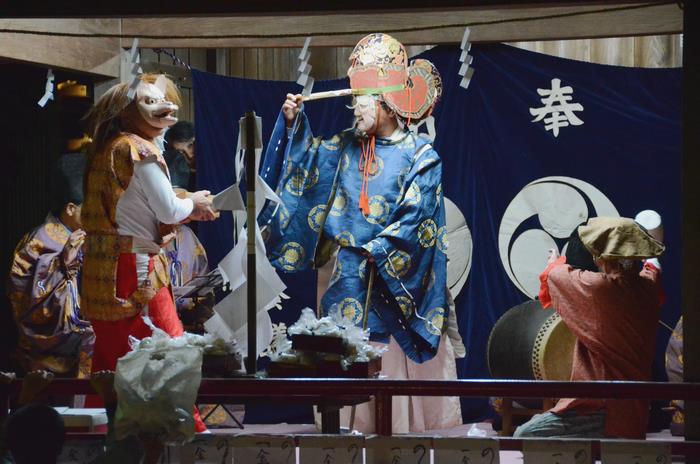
114, 317, 203, 445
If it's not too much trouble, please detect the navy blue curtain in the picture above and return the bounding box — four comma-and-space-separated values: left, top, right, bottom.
193, 44, 681, 423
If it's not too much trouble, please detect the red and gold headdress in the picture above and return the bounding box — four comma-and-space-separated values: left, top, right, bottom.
347, 34, 442, 123
347, 33, 408, 96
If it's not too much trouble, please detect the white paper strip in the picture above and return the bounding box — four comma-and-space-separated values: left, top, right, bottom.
298, 59, 311, 74
37, 69, 54, 108
460, 27, 472, 50
298, 50, 311, 63
129, 38, 140, 63
460, 47, 473, 63
459, 67, 476, 89
296, 73, 310, 87
299, 36, 312, 59
302, 77, 315, 97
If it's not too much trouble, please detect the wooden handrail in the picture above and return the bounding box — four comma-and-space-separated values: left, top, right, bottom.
4, 377, 700, 436
4, 377, 700, 400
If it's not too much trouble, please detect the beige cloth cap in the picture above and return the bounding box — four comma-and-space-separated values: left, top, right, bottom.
578, 216, 665, 260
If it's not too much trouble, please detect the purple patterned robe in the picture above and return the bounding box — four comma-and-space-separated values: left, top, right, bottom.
164, 224, 211, 332
8, 214, 94, 377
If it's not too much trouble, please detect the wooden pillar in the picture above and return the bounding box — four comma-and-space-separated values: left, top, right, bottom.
683, 0, 700, 449
374, 392, 392, 436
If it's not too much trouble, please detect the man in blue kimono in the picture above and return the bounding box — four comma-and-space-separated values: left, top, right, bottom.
260, 33, 462, 433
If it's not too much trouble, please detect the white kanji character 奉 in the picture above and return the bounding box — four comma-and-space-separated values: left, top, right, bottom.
529, 78, 584, 137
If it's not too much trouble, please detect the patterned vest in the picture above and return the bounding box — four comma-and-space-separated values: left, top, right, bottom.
81, 133, 174, 321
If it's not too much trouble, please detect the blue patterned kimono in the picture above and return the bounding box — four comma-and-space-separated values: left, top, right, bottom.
260, 110, 448, 363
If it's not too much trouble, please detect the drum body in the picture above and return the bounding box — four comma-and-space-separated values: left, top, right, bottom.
487, 300, 575, 380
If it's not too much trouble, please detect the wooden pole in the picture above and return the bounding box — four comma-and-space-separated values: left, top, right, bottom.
683, 0, 700, 452
245, 111, 257, 375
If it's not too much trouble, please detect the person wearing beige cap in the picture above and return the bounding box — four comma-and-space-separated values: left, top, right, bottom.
515, 217, 665, 439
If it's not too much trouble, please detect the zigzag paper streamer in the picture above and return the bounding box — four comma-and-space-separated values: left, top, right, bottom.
458, 28, 474, 90
37, 69, 54, 108
126, 38, 143, 100
295, 36, 314, 96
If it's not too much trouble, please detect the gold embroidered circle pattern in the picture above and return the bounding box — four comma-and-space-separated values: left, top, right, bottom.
396, 296, 415, 320
385, 250, 411, 279
397, 166, 411, 191
285, 166, 319, 196
339, 297, 364, 324
278, 204, 290, 229
279, 242, 305, 271
404, 181, 422, 206
367, 156, 384, 180
330, 188, 348, 216
437, 226, 448, 254
335, 231, 356, 248
307, 204, 326, 232
321, 135, 341, 151
418, 219, 437, 248
425, 307, 446, 335
366, 195, 390, 225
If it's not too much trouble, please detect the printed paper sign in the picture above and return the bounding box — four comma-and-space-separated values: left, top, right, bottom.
522, 439, 592, 464
433, 438, 500, 464
601, 441, 671, 464
365, 436, 432, 464
298, 436, 364, 464
175, 436, 231, 464
232, 435, 295, 464
57, 440, 104, 463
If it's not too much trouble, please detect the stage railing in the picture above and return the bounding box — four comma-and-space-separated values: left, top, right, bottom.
2, 377, 700, 454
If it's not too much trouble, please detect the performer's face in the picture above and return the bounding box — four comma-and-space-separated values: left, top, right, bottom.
352, 95, 379, 136
63, 202, 82, 231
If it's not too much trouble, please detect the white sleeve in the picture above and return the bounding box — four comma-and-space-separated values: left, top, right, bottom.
135, 159, 194, 224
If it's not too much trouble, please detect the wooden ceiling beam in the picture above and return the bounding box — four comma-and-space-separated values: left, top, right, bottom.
0, 1, 662, 18
0, 19, 121, 78
117, 3, 681, 48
